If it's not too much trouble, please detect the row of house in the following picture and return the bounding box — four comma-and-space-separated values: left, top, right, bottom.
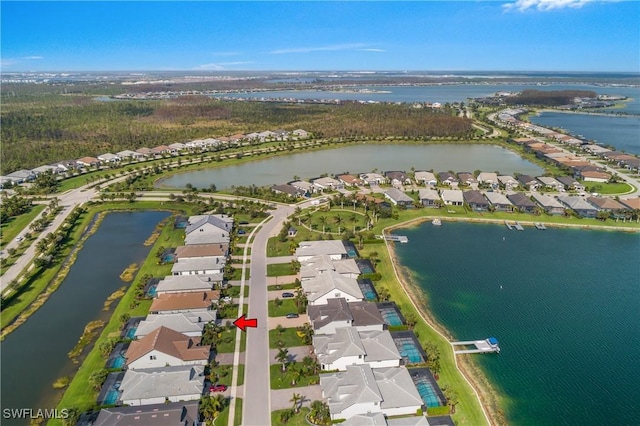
92, 214, 235, 422
1, 129, 310, 186
294, 240, 446, 423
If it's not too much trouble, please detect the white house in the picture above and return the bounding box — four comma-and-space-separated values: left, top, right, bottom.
171, 257, 226, 276
134, 311, 217, 338
300, 255, 360, 281
414, 171, 437, 187
307, 298, 385, 335
125, 326, 210, 370
477, 172, 499, 189
312, 177, 344, 191
295, 240, 347, 262
154, 274, 221, 294
440, 189, 464, 206
97, 153, 121, 163
119, 365, 205, 406
360, 173, 387, 186
313, 327, 401, 371
301, 270, 364, 306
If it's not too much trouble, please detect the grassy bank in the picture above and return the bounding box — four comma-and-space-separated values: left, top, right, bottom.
0, 204, 45, 249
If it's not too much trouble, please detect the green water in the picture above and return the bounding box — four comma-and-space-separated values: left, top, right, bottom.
393, 222, 640, 425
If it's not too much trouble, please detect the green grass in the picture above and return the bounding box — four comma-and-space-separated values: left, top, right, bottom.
233, 398, 243, 426
267, 282, 301, 291
584, 181, 634, 195
216, 327, 247, 353
270, 363, 319, 390
226, 267, 250, 281
267, 262, 296, 277
211, 364, 244, 386
268, 299, 299, 317
0, 204, 46, 249
306, 208, 368, 234
226, 285, 249, 298
269, 328, 307, 349
270, 407, 311, 426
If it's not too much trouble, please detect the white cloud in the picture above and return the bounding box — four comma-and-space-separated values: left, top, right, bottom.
357, 48, 386, 52
503, 0, 606, 12
23, 56, 44, 60
0, 55, 43, 69
269, 43, 368, 54
194, 61, 254, 70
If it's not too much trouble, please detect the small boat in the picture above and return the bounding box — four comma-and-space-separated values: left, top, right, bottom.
432, 218, 442, 226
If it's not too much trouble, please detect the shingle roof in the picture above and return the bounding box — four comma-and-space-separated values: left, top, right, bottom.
155, 274, 219, 294
185, 214, 233, 234
463, 190, 488, 205
150, 291, 219, 312
301, 270, 363, 302
93, 401, 199, 426
135, 311, 217, 338
295, 241, 347, 258
175, 244, 228, 258
120, 366, 204, 403
506, 192, 537, 208
125, 326, 210, 365
587, 197, 625, 211
418, 188, 440, 201
170, 257, 226, 274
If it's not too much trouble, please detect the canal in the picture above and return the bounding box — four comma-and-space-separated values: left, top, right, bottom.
0, 211, 170, 425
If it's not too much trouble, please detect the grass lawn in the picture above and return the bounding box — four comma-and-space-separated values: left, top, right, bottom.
226, 285, 249, 298
268, 299, 299, 317
584, 181, 634, 195
0, 204, 45, 250
270, 407, 310, 426
269, 327, 307, 349
216, 327, 247, 353
226, 267, 250, 281
270, 363, 319, 390
266, 262, 296, 277
306, 208, 368, 234
267, 282, 301, 291
211, 364, 244, 387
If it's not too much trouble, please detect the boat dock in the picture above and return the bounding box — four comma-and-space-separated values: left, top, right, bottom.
535, 223, 547, 230
504, 220, 514, 230
505, 221, 524, 231
514, 222, 524, 231
452, 337, 500, 354
377, 235, 409, 243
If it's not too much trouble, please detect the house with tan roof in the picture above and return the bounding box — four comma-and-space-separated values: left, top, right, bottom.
418, 188, 440, 208
175, 244, 229, 259
581, 170, 611, 183
587, 197, 626, 216
125, 326, 210, 370
119, 365, 205, 406
620, 197, 640, 211
149, 291, 219, 314
531, 193, 564, 215
76, 156, 100, 167
336, 174, 364, 187
414, 171, 437, 187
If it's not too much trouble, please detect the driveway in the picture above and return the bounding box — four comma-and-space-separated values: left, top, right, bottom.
266, 255, 294, 264
216, 351, 245, 365
266, 275, 298, 285
268, 290, 297, 301
270, 385, 323, 411
268, 314, 309, 330
269, 346, 314, 364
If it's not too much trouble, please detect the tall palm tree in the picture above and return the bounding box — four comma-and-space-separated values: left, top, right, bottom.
199, 395, 216, 423
318, 216, 327, 234
276, 347, 289, 372
290, 365, 302, 386
349, 214, 358, 232
290, 393, 304, 413
333, 215, 343, 234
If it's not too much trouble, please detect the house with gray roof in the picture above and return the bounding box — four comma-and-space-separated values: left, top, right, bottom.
134, 311, 217, 338
300, 255, 360, 280
5, 169, 35, 184
271, 184, 304, 197
31, 165, 58, 175
186, 214, 233, 234
384, 188, 414, 207
457, 172, 477, 187
440, 189, 464, 206
155, 274, 220, 294
498, 175, 518, 191
313, 176, 344, 191
384, 171, 411, 187
93, 401, 199, 426
418, 188, 440, 207
463, 190, 489, 211
484, 192, 514, 212
438, 172, 458, 187
537, 176, 564, 192
171, 257, 226, 276
557, 195, 599, 218
314, 327, 401, 371
307, 298, 385, 335
320, 364, 423, 420
477, 172, 499, 189
360, 173, 387, 186
290, 180, 315, 194
414, 171, 437, 187
98, 153, 121, 163
295, 240, 347, 262
516, 175, 539, 191
556, 176, 585, 192
531, 193, 565, 215
116, 150, 145, 160
342, 413, 387, 426
119, 365, 205, 406
301, 270, 363, 306
506, 192, 538, 213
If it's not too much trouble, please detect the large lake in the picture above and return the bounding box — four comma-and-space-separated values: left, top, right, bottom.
0, 211, 169, 425
157, 144, 543, 189
393, 222, 640, 425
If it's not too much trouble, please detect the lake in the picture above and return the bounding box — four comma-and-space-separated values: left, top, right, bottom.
392, 222, 640, 425
157, 144, 543, 189
0, 211, 169, 425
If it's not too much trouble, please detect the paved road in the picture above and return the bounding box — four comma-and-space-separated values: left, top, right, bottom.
242, 205, 293, 426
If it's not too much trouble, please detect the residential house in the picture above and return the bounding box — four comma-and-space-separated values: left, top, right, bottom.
583, 144, 611, 155
76, 156, 100, 168
258, 130, 277, 141
477, 172, 499, 189
295, 240, 347, 262
271, 184, 304, 198
536, 176, 564, 192
300, 255, 360, 280
184, 214, 233, 245
116, 150, 144, 160
581, 170, 611, 183
336, 174, 364, 187
119, 365, 205, 406
155, 274, 220, 295
620, 197, 640, 211
506, 193, 538, 213
97, 153, 121, 163
463, 190, 489, 211
384, 171, 411, 187
587, 197, 626, 217
151, 145, 171, 155
531, 193, 565, 215
440, 189, 464, 206
171, 256, 226, 276
437, 172, 458, 187
169, 142, 187, 152
273, 129, 290, 140
290, 180, 315, 195
313, 327, 401, 371
572, 164, 605, 179
293, 129, 309, 138
5, 169, 35, 184
175, 244, 229, 259
342, 413, 388, 426
457, 172, 478, 187
93, 402, 199, 426
135, 147, 153, 158
498, 175, 518, 191
320, 364, 423, 420
384, 188, 414, 207
360, 173, 387, 186
301, 270, 364, 306
516, 175, 539, 191
557, 195, 599, 218
134, 311, 217, 338
125, 327, 210, 370
313, 177, 344, 192
418, 188, 440, 208
149, 291, 219, 314
557, 176, 585, 192
484, 192, 514, 212
31, 165, 58, 176
307, 298, 385, 335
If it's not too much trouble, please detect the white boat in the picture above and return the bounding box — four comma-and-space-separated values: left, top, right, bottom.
432, 218, 442, 226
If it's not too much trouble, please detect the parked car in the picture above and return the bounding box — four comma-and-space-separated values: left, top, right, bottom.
281, 292, 294, 298
15, 236, 23, 242
238, 229, 246, 235
286, 313, 299, 319
210, 384, 228, 392
239, 221, 249, 225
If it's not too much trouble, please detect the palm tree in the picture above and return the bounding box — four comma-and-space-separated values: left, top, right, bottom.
298, 323, 313, 345
318, 215, 327, 234
290, 365, 302, 386
276, 347, 289, 372
199, 395, 216, 423
333, 215, 343, 234
309, 400, 331, 425
290, 393, 304, 413
349, 214, 358, 232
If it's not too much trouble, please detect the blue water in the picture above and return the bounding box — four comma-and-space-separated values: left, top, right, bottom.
364, 291, 376, 301
107, 354, 125, 369
393, 222, 640, 425
125, 327, 137, 339
381, 310, 403, 326
397, 341, 424, 363
530, 112, 640, 155
103, 389, 119, 405
163, 254, 175, 262
416, 381, 443, 407
146, 285, 157, 297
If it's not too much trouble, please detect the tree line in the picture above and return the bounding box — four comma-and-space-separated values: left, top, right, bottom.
504, 89, 598, 106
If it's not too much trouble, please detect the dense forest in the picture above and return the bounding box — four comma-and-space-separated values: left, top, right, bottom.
1, 95, 473, 174
503, 89, 598, 106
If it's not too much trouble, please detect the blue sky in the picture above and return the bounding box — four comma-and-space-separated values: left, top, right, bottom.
2, 1, 639, 72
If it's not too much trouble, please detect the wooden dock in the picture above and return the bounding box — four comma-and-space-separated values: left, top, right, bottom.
377, 235, 409, 243
452, 337, 500, 354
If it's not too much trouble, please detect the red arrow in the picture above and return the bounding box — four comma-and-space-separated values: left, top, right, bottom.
233, 314, 258, 332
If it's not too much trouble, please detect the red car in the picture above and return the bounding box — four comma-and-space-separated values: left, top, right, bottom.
210, 384, 228, 392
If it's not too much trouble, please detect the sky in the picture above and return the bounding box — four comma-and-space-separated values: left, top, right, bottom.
1, 1, 639, 72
